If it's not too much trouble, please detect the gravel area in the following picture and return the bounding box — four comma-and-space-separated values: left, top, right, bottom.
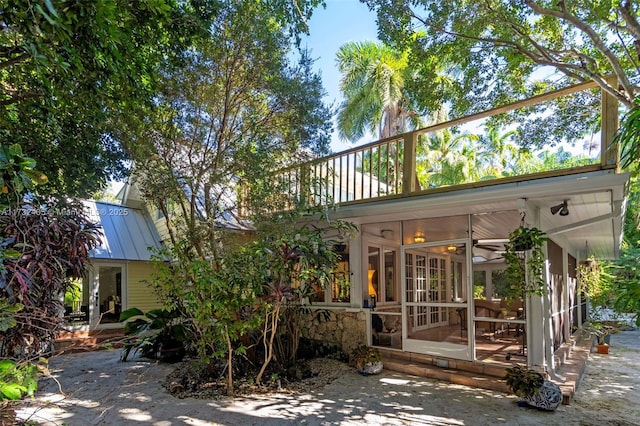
15, 328, 640, 425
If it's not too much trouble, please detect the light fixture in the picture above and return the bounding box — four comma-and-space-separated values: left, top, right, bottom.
367, 268, 377, 309
414, 233, 426, 244
550, 200, 569, 216
447, 245, 457, 252
381, 229, 393, 239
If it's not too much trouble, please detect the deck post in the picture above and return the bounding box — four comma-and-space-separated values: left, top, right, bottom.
601, 75, 619, 169
300, 163, 311, 207
402, 132, 418, 195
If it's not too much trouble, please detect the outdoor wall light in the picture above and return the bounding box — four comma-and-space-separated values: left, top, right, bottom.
414, 233, 426, 243
447, 245, 457, 253
550, 200, 569, 216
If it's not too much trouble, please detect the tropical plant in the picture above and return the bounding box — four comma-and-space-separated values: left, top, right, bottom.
614, 100, 640, 170
0, 201, 101, 359
503, 226, 547, 297
350, 345, 382, 371
504, 365, 545, 398
418, 127, 479, 187
119, 307, 190, 363
336, 41, 424, 141
370, 1, 640, 151
249, 213, 354, 385
149, 243, 263, 396
578, 258, 614, 309
0, 358, 43, 401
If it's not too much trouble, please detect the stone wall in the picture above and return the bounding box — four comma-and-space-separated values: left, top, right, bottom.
301, 309, 367, 353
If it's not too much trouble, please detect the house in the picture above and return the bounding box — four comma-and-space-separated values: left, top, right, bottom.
66, 79, 629, 389
61, 199, 163, 332
283, 79, 629, 383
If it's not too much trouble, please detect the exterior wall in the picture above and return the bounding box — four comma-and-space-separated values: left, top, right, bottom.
301, 308, 368, 353
126, 261, 162, 312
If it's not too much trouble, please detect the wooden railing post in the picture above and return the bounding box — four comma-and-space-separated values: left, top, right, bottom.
402, 132, 417, 195
300, 163, 311, 207
601, 75, 619, 169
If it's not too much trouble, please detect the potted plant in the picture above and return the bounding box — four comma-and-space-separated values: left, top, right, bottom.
350, 344, 383, 375
503, 226, 547, 297
504, 365, 562, 411
585, 322, 616, 354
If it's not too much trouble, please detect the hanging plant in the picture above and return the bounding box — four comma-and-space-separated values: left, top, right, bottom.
503, 226, 547, 297
578, 257, 614, 313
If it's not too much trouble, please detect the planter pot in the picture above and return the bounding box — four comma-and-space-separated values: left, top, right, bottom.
358, 361, 383, 376
513, 235, 534, 251
521, 380, 562, 411
596, 344, 610, 354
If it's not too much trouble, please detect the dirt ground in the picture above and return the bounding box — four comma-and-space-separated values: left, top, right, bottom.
15, 328, 640, 426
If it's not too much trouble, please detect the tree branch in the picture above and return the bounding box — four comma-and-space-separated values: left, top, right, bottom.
526, 0, 637, 105
0, 53, 30, 70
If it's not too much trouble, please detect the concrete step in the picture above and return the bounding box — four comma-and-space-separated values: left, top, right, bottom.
380, 351, 510, 394
379, 341, 591, 405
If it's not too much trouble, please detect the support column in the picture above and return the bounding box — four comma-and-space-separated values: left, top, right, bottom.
601, 75, 619, 169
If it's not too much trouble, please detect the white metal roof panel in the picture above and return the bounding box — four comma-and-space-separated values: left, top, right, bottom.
83, 200, 163, 261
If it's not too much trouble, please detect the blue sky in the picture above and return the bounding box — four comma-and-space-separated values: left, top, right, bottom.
300, 0, 379, 152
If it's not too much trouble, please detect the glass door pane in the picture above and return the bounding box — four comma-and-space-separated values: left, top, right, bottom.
95, 265, 123, 325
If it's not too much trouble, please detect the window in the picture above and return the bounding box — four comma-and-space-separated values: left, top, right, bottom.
451, 260, 464, 301
310, 245, 351, 304
368, 245, 398, 304
473, 270, 487, 299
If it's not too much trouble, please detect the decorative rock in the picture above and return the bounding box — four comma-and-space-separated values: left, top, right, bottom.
522, 380, 562, 411
358, 361, 383, 376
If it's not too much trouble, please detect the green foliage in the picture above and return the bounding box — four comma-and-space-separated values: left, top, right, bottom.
503, 226, 547, 297
368, 0, 639, 150
119, 307, 189, 363
134, 3, 332, 256
610, 246, 640, 326
350, 345, 382, 370
0, 300, 22, 333
336, 40, 426, 140
504, 365, 544, 398
0, 144, 48, 209
150, 242, 264, 396
615, 101, 640, 170
578, 258, 614, 308
0, 1, 215, 196
0, 358, 43, 401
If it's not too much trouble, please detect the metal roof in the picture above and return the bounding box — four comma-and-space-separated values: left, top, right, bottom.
83, 200, 163, 261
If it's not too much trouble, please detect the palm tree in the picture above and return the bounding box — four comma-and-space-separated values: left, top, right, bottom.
417, 126, 479, 188
336, 41, 421, 141
478, 125, 519, 178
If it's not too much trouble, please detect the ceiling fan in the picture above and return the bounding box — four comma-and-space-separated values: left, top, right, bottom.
473, 238, 508, 252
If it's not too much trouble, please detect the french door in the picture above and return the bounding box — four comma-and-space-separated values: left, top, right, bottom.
405, 251, 448, 330
403, 246, 469, 359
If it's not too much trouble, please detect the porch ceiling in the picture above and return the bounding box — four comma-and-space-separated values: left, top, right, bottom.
333, 169, 629, 260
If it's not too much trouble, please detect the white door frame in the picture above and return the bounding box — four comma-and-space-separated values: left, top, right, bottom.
89, 262, 127, 329
402, 240, 471, 359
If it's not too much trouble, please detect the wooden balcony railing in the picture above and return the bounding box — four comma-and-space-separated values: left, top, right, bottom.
269, 78, 619, 210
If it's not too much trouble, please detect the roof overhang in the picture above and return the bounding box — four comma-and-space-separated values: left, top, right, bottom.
330, 169, 629, 260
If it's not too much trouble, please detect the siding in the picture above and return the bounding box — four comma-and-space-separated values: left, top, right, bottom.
126, 261, 162, 312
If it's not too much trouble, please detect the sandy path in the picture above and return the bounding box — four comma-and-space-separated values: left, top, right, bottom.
16, 329, 640, 425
